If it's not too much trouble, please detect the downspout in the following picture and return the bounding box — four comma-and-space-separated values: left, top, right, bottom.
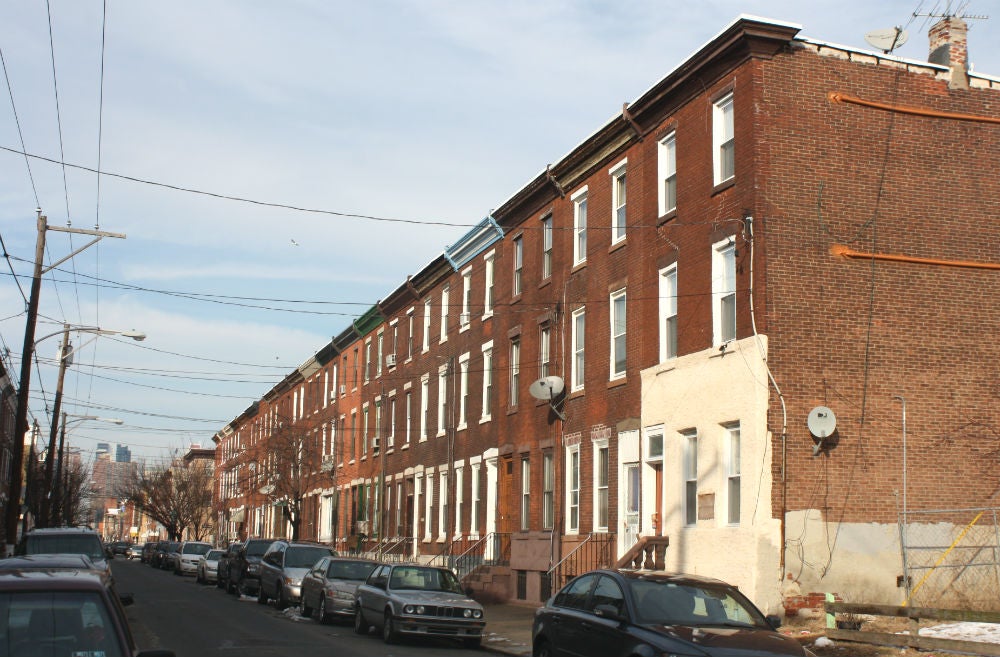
746, 215, 789, 578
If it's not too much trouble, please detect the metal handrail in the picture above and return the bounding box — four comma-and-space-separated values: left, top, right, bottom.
546, 532, 595, 577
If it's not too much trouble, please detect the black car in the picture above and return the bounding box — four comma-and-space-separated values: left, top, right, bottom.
215, 542, 243, 590
227, 538, 275, 597
532, 569, 812, 657
18, 527, 112, 583
108, 540, 132, 557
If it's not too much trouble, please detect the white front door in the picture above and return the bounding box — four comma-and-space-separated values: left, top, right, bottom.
623, 462, 641, 550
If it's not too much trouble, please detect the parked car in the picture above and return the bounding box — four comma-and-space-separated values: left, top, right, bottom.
0, 553, 107, 579
197, 549, 225, 584
140, 541, 158, 564
301, 556, 378, 623
18, 527, 112, 582
108, 540, 132, 557
257, 540, 336, 610
215, 542, 242, 590
174, 541, 213, 576
127, 544, 143, 560
0, 568, 175, 656
532, 569, 811, 657
149, 540, 171, 568
354, 563, 485, 647
227, 538, 275, 597
159, 541, 182, 571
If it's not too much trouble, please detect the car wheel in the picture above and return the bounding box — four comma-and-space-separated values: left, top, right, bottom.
464, 637, 482, 649
317, 596, 330, 625
257, 584, 269, 605
274, 586, 286, 610
196, 570, 203, 584
533, 638, 552, 657
383, 611, 399, 644
353, 606, 369, 635
302, 594, 313, 619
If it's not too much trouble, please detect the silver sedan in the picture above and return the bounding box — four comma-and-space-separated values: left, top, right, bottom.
301, 557, 378, 623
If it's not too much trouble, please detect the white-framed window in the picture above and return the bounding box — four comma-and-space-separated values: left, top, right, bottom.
458, 353, 470, 430
610, 159, 627, 243
726, 423, 741, 525
658, 131, 677, 215
471, 463, 481, 533
374, 400, 382, 451
376, 330, 384, 377
542, 452, 554, 530
610, 289, 626, 380
437, 365, 448, 437
420, 375, 430, 441
512, 235, 523, 296
713, 239, 737, 345
424, 471, 434, 539
481, 342, 493, 422
454, 465, 464, 537
395, 480, 404, 535
659, 265, 678, 361
683, 429, 698, 526
390, 321, 398, 363
406, 308, 415, 360
571, 307, 585, 391
461, 267, 472, 329
572, 187, 588, 266
566, 444, 580, 533
509, 337, 520, 407
440, 285, 450, 343
594, 440, 609, 531
539, 325, 550, 378
541, 214, 553, 279
483, 250, 495, 318
388, 396, 396, 448
438, 470, 448, 539
520, 457, 531, 531
405, 391, 412, 445
364, 340, 372, 383
422, 298, 432, 352
362, 404, 370, 456
713, 92, 735, 184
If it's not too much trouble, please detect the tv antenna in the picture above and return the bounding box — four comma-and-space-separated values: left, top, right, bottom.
913, 1, 989, 25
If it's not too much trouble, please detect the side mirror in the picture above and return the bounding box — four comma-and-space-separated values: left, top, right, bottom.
765, 614, 782, 630
593, 604, 625, 623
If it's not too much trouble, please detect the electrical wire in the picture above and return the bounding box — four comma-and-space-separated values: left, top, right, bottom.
0, 46, 39, 207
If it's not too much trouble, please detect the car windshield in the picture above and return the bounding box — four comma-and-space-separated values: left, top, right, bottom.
246, 542, 270, 557
327, 560, 376, 581
182, 544, 211, 555
166, 542, 181, 552
206, 550, 224, 560
286, 546, 332, 569
0, 590, 127, 657
25, 535, 104, 561
629, 580, 765, 628
389, 567, 463, 593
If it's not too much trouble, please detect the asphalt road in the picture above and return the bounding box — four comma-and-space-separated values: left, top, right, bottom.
110, 557, 485, 657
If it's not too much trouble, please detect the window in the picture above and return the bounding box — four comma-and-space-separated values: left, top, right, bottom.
542, 452, 554, 530
376, 331, 384, 377
726, 423, 741, 525
391, 323, 398, 361
484, 251, 495, 317
590, 576, 625, 615
610, 289, 626, 379
420, 375, 430, 441
481, 343, 493, 421
595, 442, 609, 531
509, 337, 520, 407
713, 92, 735, 184
571, 308, 585, 391
512, 235, 523, 296
659, 266, 678, 361
422, 298, 432, 352
683, 430, 698, 526
539, 325, 550, 378
364, 340, 372, 382
520, 457, 530, 531
555, 573, 597, 610
461, 268, 472, 328
388, 397, 396, 448
541, 214, 553, 279
471, 464, 481, 532
352, 348, 359, 388
362, 405, 369, 456
658, 131, 677, 215
437, 366, 448, 437
439, 471, 448, 539
610, 160, 627, 243
374, 401, 382, 451
405, 391, 412, 445
407, 310, 415, 360
425, 473, 434, 539
440, 285, 450, 343
713, 239, 736, 345
567, 446, 580, 533
458, 354, 470, 429
572, 187, 588, 265
454, 466, 464, 537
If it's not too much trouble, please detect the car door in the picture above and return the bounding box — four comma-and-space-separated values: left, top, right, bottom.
544, 573, 598, 657
573, 575, 633, 657
359, 565, 390, 625
303, 557, 328, 609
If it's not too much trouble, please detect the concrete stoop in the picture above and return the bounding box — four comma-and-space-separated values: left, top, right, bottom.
464, 564, 513, 601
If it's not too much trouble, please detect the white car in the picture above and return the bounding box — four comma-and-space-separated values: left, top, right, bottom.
197, 549, 225, 584
174, 541, 213, 576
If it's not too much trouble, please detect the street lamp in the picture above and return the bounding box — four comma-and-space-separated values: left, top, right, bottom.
52, 414, 124, 526
40, 324, 145, 527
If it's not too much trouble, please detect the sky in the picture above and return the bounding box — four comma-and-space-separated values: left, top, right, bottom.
1, 0, 998, 467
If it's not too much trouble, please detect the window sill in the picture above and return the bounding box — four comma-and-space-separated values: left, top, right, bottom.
481, 312, 494, 322
457, 423, 468, 432
571, 261, 587, 274
711, 177, 735, 196
479, 415, 492, 424
568, 388, 585, 401
657, 209, 678, 227
537, 277, 551, 290
436, 431, 446, 438
507, 406, 518, 416
607, 377, 627, 390
401, 444, 410, 450
459, 324, 470, 334
510, 293, 522, 305
609, 238, 626, 254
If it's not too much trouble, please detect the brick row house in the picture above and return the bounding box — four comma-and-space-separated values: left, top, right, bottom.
214, 15, 1000, 613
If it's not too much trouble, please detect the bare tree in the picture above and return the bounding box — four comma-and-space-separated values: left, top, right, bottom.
119, 460, 214, 540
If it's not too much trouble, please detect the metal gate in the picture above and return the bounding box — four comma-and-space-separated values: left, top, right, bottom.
900, 507, 1000, 609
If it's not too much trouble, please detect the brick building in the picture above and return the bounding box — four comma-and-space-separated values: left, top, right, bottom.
214, 15, 1000, 613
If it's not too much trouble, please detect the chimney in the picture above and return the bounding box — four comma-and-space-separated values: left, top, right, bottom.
928, 16, 969, 89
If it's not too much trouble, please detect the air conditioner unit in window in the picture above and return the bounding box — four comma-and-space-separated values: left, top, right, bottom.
372, 436, 380, 451
385, 354, 397, 368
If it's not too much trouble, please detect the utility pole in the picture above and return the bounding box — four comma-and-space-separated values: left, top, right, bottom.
40, 325, 71, 527
3, 212, 126, 555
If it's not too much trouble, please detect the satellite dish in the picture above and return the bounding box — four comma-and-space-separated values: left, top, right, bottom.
807, 406, 838, 439
864, 27, 908, 53
529, 376, 565, 401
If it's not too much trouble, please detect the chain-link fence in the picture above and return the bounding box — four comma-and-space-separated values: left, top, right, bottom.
901, 507, 1000, 609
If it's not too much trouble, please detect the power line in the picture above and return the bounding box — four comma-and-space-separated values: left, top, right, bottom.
0, 48, 39, 206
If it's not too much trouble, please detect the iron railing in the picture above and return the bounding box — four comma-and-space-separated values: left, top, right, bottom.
547, 533, 616, 591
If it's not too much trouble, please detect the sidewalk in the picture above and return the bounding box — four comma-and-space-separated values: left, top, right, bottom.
481, 603, 537, 656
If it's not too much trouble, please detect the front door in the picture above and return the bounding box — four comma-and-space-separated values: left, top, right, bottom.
623, 463, 640, 550
498, 456, 514, 534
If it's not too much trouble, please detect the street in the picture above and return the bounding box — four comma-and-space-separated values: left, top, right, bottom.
111, 558, 489, 657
